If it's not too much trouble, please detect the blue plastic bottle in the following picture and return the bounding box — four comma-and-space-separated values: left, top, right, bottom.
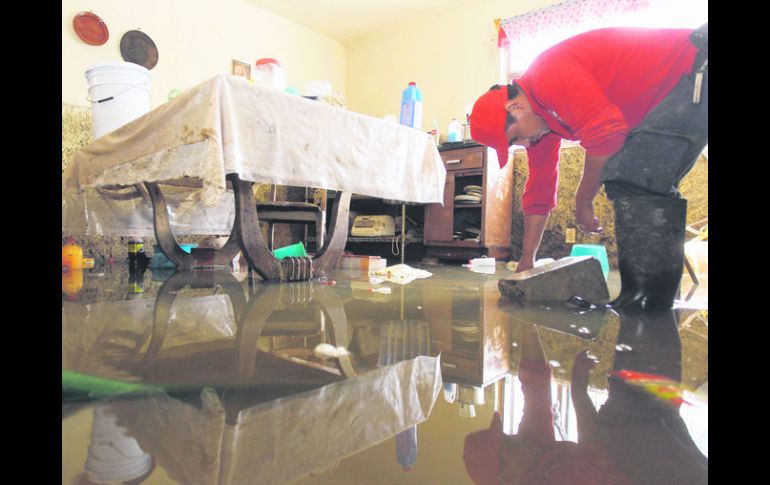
400, 82, 423, 129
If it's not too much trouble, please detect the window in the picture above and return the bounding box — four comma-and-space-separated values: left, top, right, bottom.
500, 0, 708, 82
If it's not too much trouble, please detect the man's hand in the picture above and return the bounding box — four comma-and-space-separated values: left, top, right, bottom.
515, 258, 534, 273
575, 203, 603, 234
571, 349, 597, 395
574, 153, 609, 234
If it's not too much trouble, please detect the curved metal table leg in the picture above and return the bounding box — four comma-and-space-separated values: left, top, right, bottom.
229, 175, 283, 280
229, 174, 352, 281
145, 182, 242, 269
312, 191, 351, 276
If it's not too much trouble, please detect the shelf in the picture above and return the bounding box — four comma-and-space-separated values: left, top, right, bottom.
448, 239, 482, 246
309, 235, 422, 244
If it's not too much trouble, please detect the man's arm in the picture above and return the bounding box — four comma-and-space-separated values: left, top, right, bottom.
518, 136, 560, 272
574, 154, 609, 234
516, 213, 549, 272
571, 350, 600, 445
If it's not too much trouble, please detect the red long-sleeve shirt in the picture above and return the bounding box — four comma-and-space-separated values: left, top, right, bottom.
516, 28, 699, 215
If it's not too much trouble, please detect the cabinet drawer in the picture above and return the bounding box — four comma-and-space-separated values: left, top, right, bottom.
441, 148, 483, 171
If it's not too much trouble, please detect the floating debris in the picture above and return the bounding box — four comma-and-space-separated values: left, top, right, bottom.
615, 343, 633, 352
566, 295, 596, 310
578, 327, 591, 334
313, 343, 352, 359
369, 287, 392, 294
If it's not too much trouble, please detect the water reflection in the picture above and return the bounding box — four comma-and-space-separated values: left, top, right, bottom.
464, 308, 707, 484
63, 265, 707, 484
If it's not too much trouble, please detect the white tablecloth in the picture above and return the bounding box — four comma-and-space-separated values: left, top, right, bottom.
64, 75, 445, 236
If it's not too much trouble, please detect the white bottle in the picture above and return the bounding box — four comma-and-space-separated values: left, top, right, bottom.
465, 257, 496, 267
448, 118, 461, 142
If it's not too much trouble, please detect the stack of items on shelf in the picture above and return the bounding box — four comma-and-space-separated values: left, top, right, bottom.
454, 184, 482, 205
453, 211, 481, 241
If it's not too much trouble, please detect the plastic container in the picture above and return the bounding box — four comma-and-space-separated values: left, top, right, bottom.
255, 58, 285, 90
62, 269, 84, 298
448, 118, 462, 142
570, 244, 609, 280
273, 241, 308, 260
85, 62, 151, 139
85, 406, 152, 483
62, 237, 84, 272
127, 237, 144, 256
149, 243, 196, 269
399, 82, 423, 130
465, 257, 496, 267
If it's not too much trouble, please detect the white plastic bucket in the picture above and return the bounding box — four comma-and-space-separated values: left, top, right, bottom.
85, 62, 151, 139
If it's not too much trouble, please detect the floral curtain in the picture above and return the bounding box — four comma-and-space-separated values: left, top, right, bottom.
499, 0, 649, 47
498, 0, 707, 75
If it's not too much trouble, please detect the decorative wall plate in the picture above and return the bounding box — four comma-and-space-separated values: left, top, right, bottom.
73, 11, 109, 46
120, 30, 158, 70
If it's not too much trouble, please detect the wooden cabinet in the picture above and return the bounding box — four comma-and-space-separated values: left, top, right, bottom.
424, 143, 514, 260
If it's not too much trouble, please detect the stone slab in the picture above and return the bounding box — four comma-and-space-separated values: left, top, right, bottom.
498, 256, 609, 303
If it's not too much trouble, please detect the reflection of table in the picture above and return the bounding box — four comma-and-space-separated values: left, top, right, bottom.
70, 75, 445, 280
105, 356, 439, 485
142, 271, 358, 383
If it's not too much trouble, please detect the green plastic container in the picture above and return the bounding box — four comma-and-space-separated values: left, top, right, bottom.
570, 244, 609, 280
272, 241, 308, 260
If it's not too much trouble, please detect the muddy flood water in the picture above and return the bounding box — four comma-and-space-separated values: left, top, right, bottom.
62, 262, 707, 484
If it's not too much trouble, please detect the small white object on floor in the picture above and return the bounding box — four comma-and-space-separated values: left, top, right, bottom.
369, 287, 392, 294
313, 343, 352, 359
372, 264, 433, 285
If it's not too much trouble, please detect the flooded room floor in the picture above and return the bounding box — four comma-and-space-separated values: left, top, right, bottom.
62, 261, 707, 484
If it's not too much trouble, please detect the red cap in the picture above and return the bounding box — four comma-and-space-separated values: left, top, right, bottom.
463, 412, 504, 485
469, 87, 511, 168
256, 58, 281, 67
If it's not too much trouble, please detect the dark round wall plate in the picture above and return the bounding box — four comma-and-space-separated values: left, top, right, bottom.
73, 11, 109, 46
120, 30, 158, 70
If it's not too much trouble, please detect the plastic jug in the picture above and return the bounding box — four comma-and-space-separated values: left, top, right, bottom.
448, 118, 462, 142
62, 237, 84, 272
400, 82, 423, 129
62, 269, 84, 298
255, 58, 285, 90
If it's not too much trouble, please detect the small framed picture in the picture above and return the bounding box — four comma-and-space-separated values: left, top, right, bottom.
231, 59, 251, 79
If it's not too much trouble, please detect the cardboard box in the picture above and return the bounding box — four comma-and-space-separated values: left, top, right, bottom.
337, 254, 387, 272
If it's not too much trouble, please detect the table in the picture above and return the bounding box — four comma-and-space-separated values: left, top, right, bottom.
68, 75, 445, 280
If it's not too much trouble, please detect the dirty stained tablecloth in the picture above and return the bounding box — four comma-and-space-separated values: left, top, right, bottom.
64, 74, 446, 236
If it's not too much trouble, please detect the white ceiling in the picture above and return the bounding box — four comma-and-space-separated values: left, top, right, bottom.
242, 0, 472, 43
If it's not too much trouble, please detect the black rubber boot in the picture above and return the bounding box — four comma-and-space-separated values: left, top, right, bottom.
609, 196, 687, 311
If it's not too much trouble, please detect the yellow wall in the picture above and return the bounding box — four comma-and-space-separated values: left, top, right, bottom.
62, 0, 347, 109
345, 0, 563, 139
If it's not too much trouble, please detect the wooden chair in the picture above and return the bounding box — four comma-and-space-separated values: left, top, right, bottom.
257, 186, 327, 252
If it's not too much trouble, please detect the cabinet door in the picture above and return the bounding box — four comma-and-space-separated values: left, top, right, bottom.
424, 171, 455, 244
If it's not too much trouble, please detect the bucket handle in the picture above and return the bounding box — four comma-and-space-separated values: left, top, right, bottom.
87, 83, 147, 104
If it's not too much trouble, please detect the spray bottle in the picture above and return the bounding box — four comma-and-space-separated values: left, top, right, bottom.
400, 82, 423, 129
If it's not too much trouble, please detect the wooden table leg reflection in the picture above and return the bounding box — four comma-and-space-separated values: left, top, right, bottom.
142, 270, 248, 375
237, 282, 357, 380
